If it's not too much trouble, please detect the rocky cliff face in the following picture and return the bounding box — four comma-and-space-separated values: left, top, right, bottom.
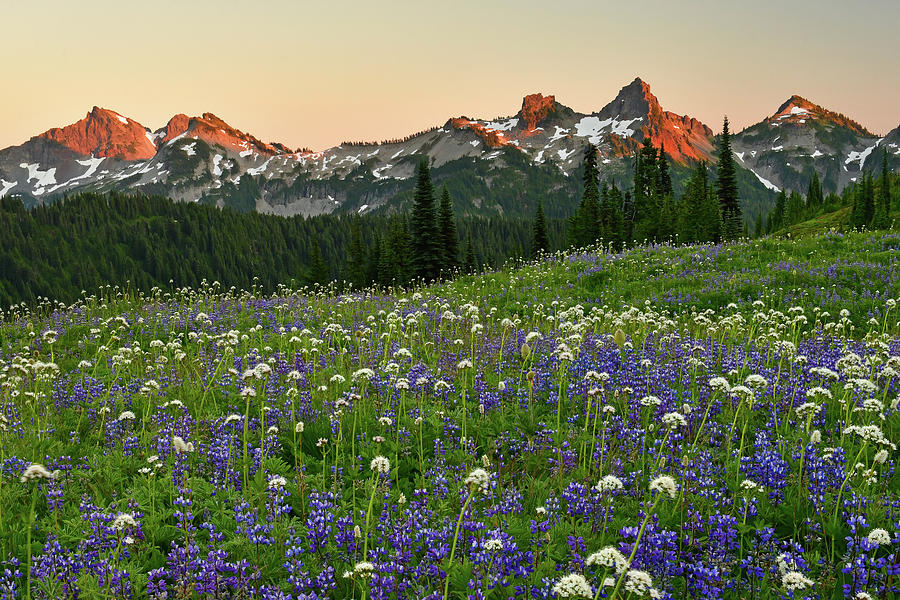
38, 106, 158, 160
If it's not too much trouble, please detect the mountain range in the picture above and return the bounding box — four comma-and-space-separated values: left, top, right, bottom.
1, 78, 897, 221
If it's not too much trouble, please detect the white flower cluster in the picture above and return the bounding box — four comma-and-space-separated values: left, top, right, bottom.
173, 435, 194, 454
843, 425, 896, 449
464, 467, 491, 493
867, 528, 891, 546
585, 546, 629, 574
649, 475, 678, 499
661, 412, 687, 429
640, 395, 661, 407
781, 570, 814, 591
370, 455, 390, 474
552, 573, 593, 598
595, 475, 624, 493
20, 463, 54, 483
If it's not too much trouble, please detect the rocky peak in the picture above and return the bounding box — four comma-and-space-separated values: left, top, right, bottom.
598, 78, 713, 164
768, 95, 873, 136
157, 112, 287, 155
37, 106, 157, 161
518, 93, 556, 131
608, 77, 661, 118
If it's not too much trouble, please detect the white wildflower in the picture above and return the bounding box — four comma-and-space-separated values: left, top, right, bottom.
649, 475, 678, 499
586, 546, 628, 574
867, 528, 891, 546
552, 573, 593, 598
370, 455, 390, 474
20, 463, 54, 483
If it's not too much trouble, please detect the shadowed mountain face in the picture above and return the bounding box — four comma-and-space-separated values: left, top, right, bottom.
731, 95, 896, 194
0, 79, 896, 217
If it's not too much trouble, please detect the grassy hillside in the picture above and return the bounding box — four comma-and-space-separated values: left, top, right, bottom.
0, 232, 898, 599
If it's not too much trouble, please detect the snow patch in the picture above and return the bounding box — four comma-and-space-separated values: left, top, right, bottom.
749, 168, 780, 192
212, 154, 224, 177
246, 157, 273, 176
239, 149, 254, 158
534, 150, 545, 163
0, 179, 17, 198
557, 148, 576, 161
468, 140, 480, 147
483, 118, 518, 132
181, 143, 197, 156
116, 115, 129, 125
771, 145, 783, 151
390, 149, 405, 159
72, 156, 106, 181
573, 116, 642, 145
845, 139, 883, 169
358, 204, 369, 214
549, 126, 570, 142
372, 164, 393, 179
810, 149, 823, 158
734, 152, 744, 162
19, 163, 57, 188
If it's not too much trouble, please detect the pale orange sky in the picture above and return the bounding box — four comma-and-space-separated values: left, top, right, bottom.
2, 0, 898, 151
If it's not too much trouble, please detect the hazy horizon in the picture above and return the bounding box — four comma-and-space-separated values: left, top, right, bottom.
3, 0, 898, 151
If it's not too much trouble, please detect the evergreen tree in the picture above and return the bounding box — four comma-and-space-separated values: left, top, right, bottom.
437, 185, 459, 275
599, 182, 624, 248
386, 214, 411, 284
307, 236, 329, 285
716, 117, 742, 240
786, 191, 804, 226
807, 172, 823, 210
346, 216, 366, 287
464, 232, 477, 273
769, 190, 786, 233
568, 143, 601, 247
874, 149, 891, 228
532, 199, 549, 257
409, 160, 440, 281
863, 171, 876, 227
657, 145, 673, 197
632, 138, 660, 241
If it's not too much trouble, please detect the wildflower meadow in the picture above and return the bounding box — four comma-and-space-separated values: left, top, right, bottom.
1, 231, 899, 599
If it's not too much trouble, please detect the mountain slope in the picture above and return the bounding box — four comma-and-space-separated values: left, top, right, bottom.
0, 79, 893, 222
731, 95, 897, 194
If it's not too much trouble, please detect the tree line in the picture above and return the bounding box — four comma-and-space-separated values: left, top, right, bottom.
762, 149, 896, 234
0, 191, 566, 309
561, 117, 743, 249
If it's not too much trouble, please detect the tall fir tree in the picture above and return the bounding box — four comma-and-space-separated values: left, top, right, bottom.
532, 199, 549, 257
463, 232, 477, 273
716, 117, 742, 240
632, 138, 660, 241
409, 160, 441, 281
346, 216, 366, 287
769, 190, 787, 233
307, 235, 329, 285
437, 185, 459, 275
873, 149, 891, 228
807, 172, 823, 210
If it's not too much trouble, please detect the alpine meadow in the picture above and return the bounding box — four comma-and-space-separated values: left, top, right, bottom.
1, 1, 900, 599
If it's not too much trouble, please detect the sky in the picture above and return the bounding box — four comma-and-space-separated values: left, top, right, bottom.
2, 0, 898, 151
